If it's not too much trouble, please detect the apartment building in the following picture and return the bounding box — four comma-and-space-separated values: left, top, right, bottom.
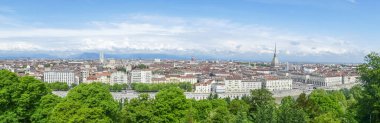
110, 71, 128, 85
131, 70, 152, 83
224, 76, 262, 93
262, 77, 292, 91
43, 71, 76, 86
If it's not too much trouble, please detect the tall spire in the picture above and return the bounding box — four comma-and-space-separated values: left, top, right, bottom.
274, 42, 277, 56
271, 42, 279, 68
275, 43, 277, 53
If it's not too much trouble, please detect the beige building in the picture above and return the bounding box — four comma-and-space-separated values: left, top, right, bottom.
262, 77, 292, 91
131, 70, 152, 83
225, 76, 262, 93
194, 80, 214, 93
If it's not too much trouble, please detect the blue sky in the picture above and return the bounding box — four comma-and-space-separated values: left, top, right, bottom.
0, 0, 379, 62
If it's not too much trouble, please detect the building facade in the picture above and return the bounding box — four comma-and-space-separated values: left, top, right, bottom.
241, 80, 262, 92
308, 75, 342, 87
43, 71, 76, 86
262, 77, 292, 91
194, 80, 213, 93
131, 70, 152, 83
224, 77, 262, 93
110, 71, 128, 85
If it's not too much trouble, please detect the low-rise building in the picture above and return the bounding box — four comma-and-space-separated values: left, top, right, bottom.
110, 71, 128, 85
308, 75, 342, 87
224, 76, 262, 93
241, 80, 262, 92
225, 76, 242, 92
131, 70, 152, 83
343, 75, 358, 84
262, 76, 292, 91
43, 71, 76, 86
194, 80, 214, 93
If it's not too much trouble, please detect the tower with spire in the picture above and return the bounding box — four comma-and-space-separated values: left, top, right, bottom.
271, 43, 279, 68
99, 52, 104, 64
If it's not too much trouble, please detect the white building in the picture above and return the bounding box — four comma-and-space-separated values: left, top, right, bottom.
131, 70, 152, 83
110, 71, 128, 85
241, 80, 262, 92
194, 80, 214, 93
290, 74, 309, 83
152, 75, 197, 84
225, 76, 262, 93
43, 71, 76, 86
308, 75, 342, 87
214, 84, 226, 93
343, 75, 358, 84
262, 77, 292, 91
80, 70, 89, 83
225, 76, 242, 93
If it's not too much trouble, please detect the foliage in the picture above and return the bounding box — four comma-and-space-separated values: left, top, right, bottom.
306, 89, 345, 120
0, 70, 51, 122
357, 52, 380, 122
131, 82, 192, 92
49, 83, 120, 122
152, 87, 190, 122
278, 96, 308, 123
46, 82, 70, 91
247, 89, 275, 112
121, 93, 155, 123
192, 99, 213, 122
252, 103, 277, 123
135, 64, 149, 69
31, 94, 62, 122
116, 67, 127, 72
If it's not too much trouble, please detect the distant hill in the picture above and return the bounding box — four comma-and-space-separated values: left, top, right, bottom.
0, 52, 57, 59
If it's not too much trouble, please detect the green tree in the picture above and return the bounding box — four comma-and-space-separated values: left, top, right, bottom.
229, 99, 249, 115
131, 82, 193, 92
296, 93, 308, 109
152, 87, 189, 122
49, 83, 119, 122
0, 70, 51, 122
248, 89, 277, 123
192, 99, 213, 122
31, 94, 62, 123
208, 106, 234, 123
357, 52, 380, 123
136, 64, 149, 69
248, 89, 275, 112
46, 82, 69, 91
252, 103, 277, 123
229, 99, 250, 123
306, 89, 344, 121
122, 93, 154, 123
278, 96, 308, 123
313, 112, 341, 123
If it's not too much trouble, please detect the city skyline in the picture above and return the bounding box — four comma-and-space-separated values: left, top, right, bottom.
0, 0, 379, 63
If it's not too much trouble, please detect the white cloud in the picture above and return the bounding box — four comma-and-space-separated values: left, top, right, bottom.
0, 14, 366, 60
0, 41, 42, 51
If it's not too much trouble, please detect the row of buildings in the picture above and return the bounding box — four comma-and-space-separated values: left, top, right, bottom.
194, 76, 292, 93
43, 69, 198, 86
1, 45, 360, 94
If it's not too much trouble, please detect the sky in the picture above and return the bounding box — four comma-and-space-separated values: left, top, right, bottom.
0, 0, 379, 63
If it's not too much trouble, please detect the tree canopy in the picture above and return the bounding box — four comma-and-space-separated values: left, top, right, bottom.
0, 70, 51, 122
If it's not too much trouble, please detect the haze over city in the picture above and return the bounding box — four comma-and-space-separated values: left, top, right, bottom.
0, 0, 379, 63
